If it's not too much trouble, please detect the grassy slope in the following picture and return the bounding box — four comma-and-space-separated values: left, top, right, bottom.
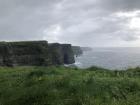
0, 66, 140, 105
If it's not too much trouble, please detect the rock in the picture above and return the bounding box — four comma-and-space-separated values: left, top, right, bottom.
0, 42, 13, 66
0, 41, 75, 66
61, 44, 75, 64
48, 43, 75, 65
48, 43, 64, 65
72, 46, 83, 56
9, 41, 50, 66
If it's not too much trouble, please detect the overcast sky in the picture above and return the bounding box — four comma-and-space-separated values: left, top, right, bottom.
0, 0, 140, 47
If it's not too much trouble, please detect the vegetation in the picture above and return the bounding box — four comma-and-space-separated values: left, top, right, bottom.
0, 66, 140, 105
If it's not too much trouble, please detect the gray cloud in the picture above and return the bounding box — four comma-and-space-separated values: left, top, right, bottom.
98, 0, 140, 12
0, 0, 140, 47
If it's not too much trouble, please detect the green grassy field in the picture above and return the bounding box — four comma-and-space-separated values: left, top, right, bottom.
0, 66, 140, 105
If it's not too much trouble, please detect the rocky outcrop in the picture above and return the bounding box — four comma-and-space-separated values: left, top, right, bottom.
48, 43, 64, 65
0, 42, 13, 66
72, 46, 83, 56
0, 41, 75, 66
10, 41, 50, 66
48, 43, 75, 65
61, 44, 75, 64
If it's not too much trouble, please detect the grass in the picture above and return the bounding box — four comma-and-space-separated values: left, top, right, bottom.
0, 66, 140, 105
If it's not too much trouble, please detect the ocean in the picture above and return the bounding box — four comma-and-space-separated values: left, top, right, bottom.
74, 47, 140, 70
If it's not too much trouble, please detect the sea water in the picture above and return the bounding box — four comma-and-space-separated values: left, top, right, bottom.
75, 47, 140, 70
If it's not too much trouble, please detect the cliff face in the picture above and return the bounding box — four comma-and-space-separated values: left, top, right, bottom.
48, 43, 75, 65
61, 44, 75, 64
10, 41, 50, 66
0, 41, 75, 66
72, 46, 83, 56
0, 42, 13, 66
48, 43, 64, 65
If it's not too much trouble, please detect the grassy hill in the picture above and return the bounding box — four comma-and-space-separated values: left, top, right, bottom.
0, 66, 140, 105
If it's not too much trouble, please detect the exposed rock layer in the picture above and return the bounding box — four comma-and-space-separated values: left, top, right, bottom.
0, 41, 75, 66
72, 46, 83, 56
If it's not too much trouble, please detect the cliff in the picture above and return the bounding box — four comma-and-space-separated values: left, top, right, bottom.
48, 43, 75, 65
61, 44, 75, 64
72, 46, 83, 56
0, 41, 75, 66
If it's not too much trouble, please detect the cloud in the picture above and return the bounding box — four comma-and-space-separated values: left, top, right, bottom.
0, 0, 140, 46
97, 0, 140, 12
